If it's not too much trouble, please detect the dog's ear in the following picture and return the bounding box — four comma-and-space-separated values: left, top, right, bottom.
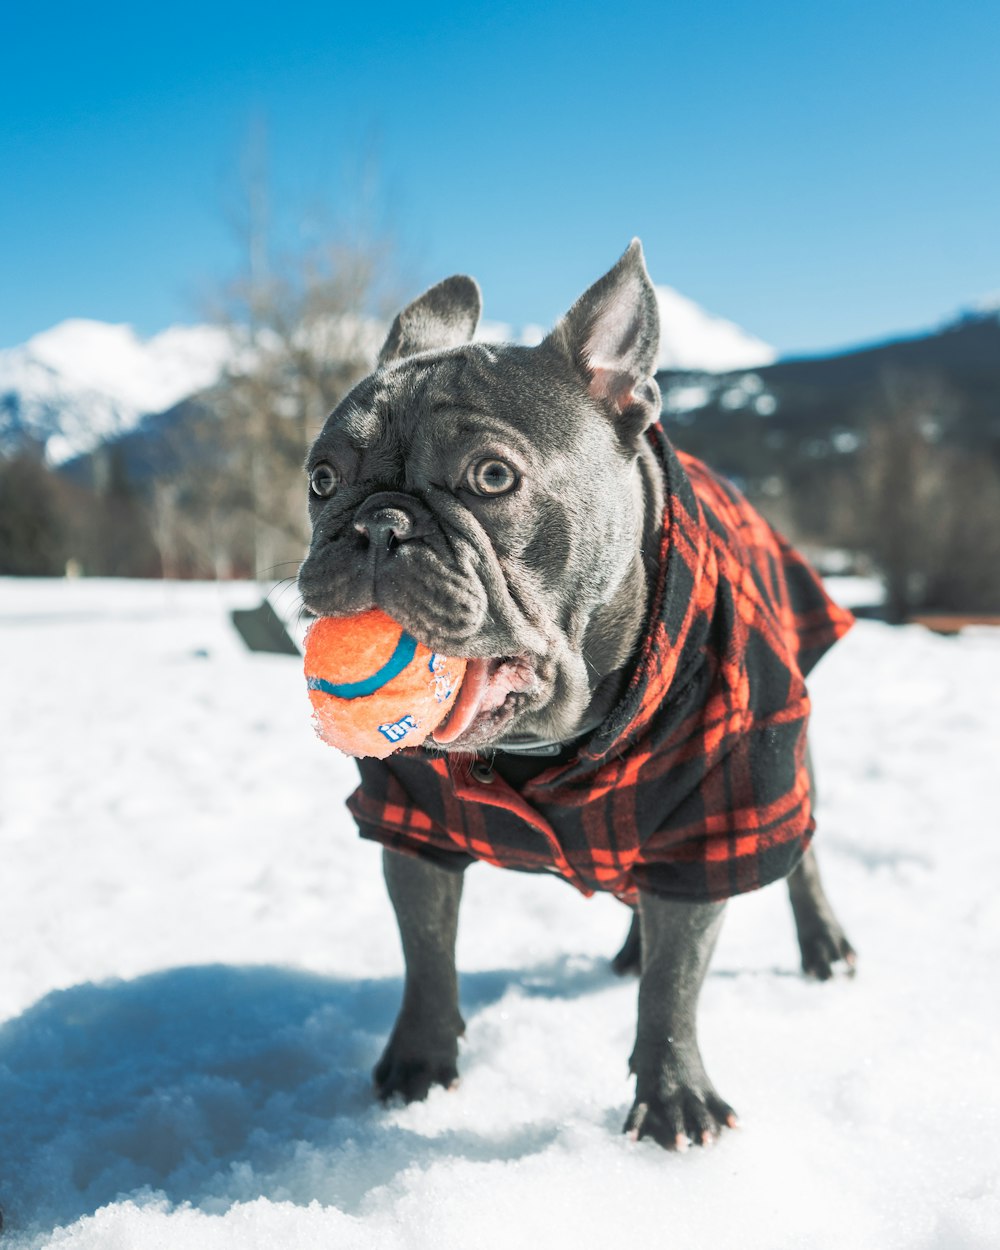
378, 276, 482, 365
546, 239, 661, 440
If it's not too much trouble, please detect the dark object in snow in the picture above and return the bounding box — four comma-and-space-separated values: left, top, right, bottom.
910, 612, 1000, 635
231, 600, 300, 656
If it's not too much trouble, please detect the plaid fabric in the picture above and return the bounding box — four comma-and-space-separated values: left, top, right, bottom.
348, 424, 854, 905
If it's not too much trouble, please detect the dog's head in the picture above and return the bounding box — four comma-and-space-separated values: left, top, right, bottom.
297, 241, 663, 751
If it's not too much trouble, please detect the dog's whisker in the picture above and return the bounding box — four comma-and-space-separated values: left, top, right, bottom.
268, 578, 303, 610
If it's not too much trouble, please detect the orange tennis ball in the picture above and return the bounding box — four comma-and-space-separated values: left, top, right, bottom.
304, 609, 467, 758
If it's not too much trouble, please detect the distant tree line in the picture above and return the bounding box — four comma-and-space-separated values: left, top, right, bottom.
835, 372, 1000, 621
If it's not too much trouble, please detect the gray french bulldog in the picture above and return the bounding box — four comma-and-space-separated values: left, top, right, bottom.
297, 241, 855, 1149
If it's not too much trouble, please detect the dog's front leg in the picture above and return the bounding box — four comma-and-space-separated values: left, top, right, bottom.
374, 848, 466, 1103
625, 894, 737, 1149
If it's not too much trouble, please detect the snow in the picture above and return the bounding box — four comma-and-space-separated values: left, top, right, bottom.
481, 288, 776, 373
653, 286, 776, 372
661, 383, 711, 415
2, 574, 998, 1246
21, 321, 230, 416
0, 321, 231, 463
659, 370, 781, 423
476, 320, 545, 348
961, 292, 1000, 318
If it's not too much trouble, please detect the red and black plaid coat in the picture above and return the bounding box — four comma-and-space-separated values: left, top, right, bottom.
348, 424, 854, 905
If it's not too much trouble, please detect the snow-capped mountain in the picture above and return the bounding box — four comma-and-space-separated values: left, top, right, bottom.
0, 288, 775, 470
5, 286, 996, 472
963, 291, 1000, 316
0, 320, 232, 464
0, 290, 775, 464
653, 286, 776, 371
477, 287, 776, 372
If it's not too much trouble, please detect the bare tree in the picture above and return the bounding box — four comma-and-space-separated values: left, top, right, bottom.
856, 370, 1000, 619
858, 372, 949, 621
922, 451, 1000, 613
148, 129, 398, 581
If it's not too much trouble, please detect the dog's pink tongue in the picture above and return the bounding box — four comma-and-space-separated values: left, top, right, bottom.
431, 659, 491, 745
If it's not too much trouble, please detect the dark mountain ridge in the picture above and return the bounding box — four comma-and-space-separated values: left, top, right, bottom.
659, 310, 1000, 491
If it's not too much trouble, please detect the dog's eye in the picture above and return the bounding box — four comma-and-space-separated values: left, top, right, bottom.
469, 458, 518, 496
309, 462, 341, 499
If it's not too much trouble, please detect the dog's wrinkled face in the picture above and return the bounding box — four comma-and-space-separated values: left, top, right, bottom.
298, 242, 662, 751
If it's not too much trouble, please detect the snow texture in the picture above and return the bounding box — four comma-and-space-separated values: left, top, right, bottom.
1, 576, 998, 1249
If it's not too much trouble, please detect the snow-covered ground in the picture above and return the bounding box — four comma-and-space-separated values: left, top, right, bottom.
1, 576, 998, 1249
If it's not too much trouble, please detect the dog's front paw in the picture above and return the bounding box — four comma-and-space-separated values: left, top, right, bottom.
624, 1082, 738, 1150
373, 1014, 465, 1104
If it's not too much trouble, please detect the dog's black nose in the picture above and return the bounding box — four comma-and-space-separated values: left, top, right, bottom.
354, 504, 415, 550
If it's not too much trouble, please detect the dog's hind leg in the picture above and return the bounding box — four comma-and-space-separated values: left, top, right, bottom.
788, 743, 857, 979
611, 910, 642, 976
614, 743, 857, 981
612, 853, 857, 982
374, 848, 467, 1103
787, 846, 856, 979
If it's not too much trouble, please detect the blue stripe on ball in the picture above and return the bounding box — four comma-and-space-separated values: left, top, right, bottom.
306, 630, 418, 699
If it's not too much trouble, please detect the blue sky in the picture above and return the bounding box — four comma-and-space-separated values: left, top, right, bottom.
3, 0, 998, 354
